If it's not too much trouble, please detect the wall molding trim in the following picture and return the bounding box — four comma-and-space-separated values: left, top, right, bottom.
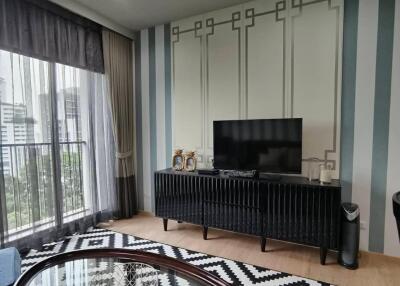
290, 0, 342, 170
205, 11, 242, 151
245, 1, 287, 118
171, 0, 343, 178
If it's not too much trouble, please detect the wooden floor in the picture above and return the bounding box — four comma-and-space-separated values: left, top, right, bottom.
105, 213, 400, 286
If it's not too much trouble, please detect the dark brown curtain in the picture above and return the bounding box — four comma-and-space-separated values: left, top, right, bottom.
102, 29, 136, 218
0, 0, 104, 73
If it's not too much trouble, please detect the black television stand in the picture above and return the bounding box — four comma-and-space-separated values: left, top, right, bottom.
155, 168, 341, 265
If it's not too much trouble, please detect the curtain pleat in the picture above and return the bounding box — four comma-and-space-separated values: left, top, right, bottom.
0, 0, 104, 73
102, 29, 137, 218
117, 176, 136, 218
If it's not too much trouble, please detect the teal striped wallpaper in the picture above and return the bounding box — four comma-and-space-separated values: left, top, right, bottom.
340, 0, 358, 204
135, 24, 172, 212
369, 0, 395, 253
135, 0, 400, 256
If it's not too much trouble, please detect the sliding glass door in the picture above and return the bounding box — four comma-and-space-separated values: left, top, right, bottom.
0, 49, 116, 246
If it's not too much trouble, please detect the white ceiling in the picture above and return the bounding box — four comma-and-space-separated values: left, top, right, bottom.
65, 0, 251, 31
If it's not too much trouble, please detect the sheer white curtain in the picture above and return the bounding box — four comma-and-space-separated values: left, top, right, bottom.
0, 50, 54, 247
55, 64, 117, 221
81, 68, 117, 218
0, 50, 117, 249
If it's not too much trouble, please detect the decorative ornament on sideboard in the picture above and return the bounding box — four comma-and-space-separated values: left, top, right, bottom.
172, 149, 184, 171
307, 157, 323, 181
319, 164, 333, 184
184, 151, 197, 172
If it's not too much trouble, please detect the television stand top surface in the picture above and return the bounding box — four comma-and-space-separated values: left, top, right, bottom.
258, 173, 282, 181
156, 168, 341, 188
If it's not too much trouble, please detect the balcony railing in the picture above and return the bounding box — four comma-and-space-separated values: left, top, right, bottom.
0, 141, 86, 233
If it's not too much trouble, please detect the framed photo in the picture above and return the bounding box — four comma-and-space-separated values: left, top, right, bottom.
184, 151, 197, 172
172, 149, 184, 171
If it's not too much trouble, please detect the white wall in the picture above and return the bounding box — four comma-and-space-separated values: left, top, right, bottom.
136, 0, 400, 257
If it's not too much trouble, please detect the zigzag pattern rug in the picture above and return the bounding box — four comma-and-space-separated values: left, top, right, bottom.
21, 228, 333, 286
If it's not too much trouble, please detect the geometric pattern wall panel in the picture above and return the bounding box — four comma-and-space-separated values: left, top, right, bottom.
244, 0, 287, 120
172, 16, 204, 151
205, 6, 242, 156
171, 0, 343, 177
290, 0, 343, 178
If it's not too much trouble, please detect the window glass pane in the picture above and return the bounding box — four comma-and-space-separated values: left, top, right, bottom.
0, 50, 55, 232
55, 64, 85, 217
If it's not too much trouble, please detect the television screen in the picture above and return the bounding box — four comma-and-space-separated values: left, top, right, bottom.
213, 118, 302, 174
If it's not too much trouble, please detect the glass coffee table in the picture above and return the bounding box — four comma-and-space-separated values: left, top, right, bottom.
15, 248, 230, 286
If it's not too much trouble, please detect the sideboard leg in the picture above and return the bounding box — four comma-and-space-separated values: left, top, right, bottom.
320, 247, 327, 265
163, 218, 168, 231
203, 226, 208, 240
260, 237, 267, 252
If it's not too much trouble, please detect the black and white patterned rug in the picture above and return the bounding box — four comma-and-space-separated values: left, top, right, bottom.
21, 228, 333, 286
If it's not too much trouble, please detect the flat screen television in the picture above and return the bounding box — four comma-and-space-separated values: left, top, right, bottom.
213, 118, 302, 174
